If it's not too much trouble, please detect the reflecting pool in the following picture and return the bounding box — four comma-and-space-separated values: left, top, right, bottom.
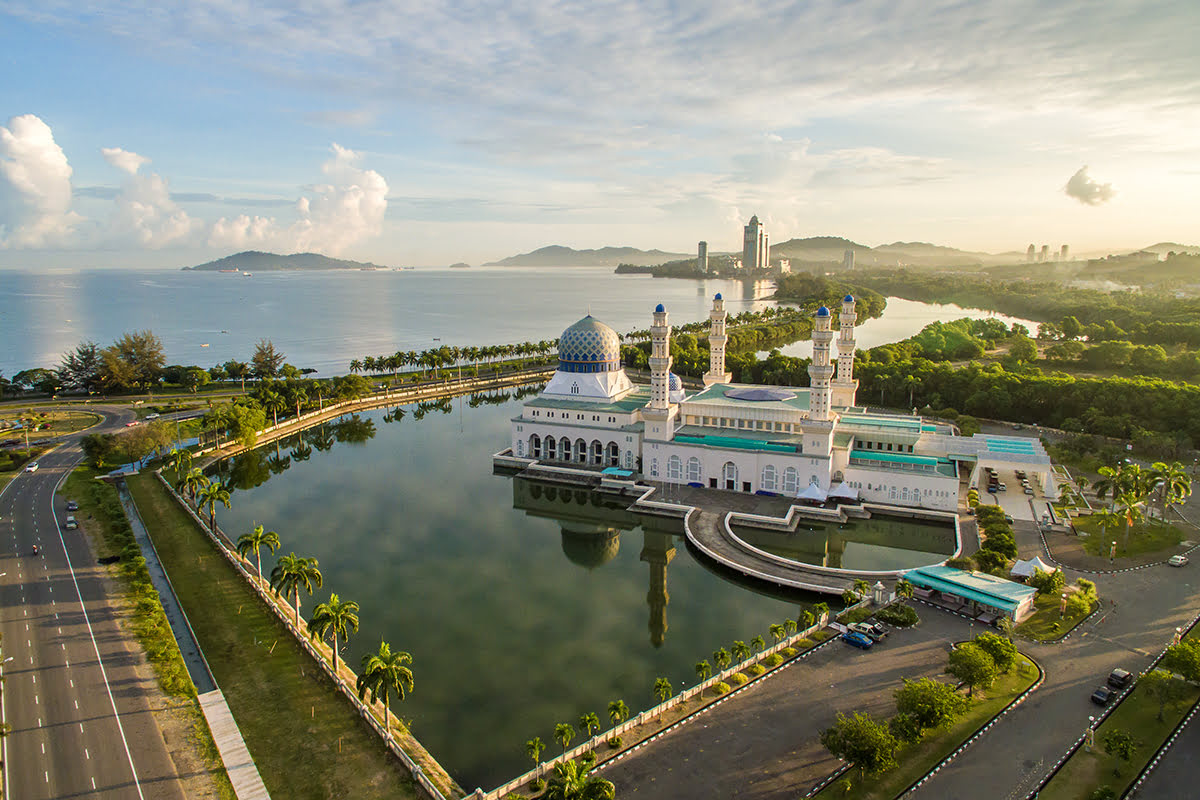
732, 516, 956, 572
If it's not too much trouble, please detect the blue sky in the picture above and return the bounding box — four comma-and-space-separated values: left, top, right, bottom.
1, 0, 1197, 268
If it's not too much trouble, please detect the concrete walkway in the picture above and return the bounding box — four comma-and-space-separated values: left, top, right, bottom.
117, 479, 272, 800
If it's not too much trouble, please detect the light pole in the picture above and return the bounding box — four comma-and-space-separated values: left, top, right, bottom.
1175, 627, 1183, 645
1085, 715, 1096, 751
1060, 592, 1068, 619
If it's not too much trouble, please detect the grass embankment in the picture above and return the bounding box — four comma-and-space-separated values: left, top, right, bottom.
1016, 593, 1097, 642
63, 467, 234, 799
1072, 515, 1185, 559
126, 473, 420, 800
1037, 629, 1200, 799
815, 654, 1040, 800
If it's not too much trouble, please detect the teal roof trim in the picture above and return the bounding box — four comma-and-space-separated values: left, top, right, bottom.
674, 433, 800, 453
903, 566, 1036, 613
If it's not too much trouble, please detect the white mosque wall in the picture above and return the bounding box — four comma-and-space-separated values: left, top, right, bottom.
644, 441, 831, 495
513, 421, 640, 471
839, 467, 959, 511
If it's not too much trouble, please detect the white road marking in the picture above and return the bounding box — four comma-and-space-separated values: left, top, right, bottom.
74, 700, 79, 710
34, 695, 38, 705
86, 748, 90, 759
92, 777, 97, 789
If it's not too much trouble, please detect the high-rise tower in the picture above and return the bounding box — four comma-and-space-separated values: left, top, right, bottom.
704, 293, 732, 386
1026, 244, 1036, 262
743, 215, 768, 272
1060, 244, 1069, 261
697, 241, 708, 273
644, 303, 678, 441
1040, 245, 1049, 262
808, 306, 834, 421
831, 295, 858, 407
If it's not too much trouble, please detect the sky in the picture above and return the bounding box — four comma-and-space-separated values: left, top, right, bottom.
1, 0, 1198, 269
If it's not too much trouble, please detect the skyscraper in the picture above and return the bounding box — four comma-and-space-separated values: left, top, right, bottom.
1060, 244, 1069, 261
743, 215, 768, 272
843, 249, 855, 271
1040, 245, 1050, 262
1026, 244, 1036, 262
697, 241, 708, 273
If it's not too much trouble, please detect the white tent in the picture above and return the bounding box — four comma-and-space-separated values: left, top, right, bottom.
1010, 555, 1058, 579
797, 483, 828, 503
827, 483, 860, 502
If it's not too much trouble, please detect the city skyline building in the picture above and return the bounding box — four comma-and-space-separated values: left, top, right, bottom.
743, 215, 769, 272
697, 241, 708, 273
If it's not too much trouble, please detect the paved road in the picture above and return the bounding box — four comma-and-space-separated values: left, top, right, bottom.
1, 406, 187, 799
1130, 702, 1200, 799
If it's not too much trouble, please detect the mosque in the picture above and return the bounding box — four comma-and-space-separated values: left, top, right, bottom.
502, 295, 1054, 511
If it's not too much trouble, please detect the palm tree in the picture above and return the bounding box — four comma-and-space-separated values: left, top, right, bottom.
895, 580, 915, 599
731, 640, 751, 662
653, 677, 673, 704
852, 579, 871, 597
800, 610, 815, 629
179, 466, 209, 506
261, 390, 287, 427
607, 699, 628, 727
814, 602, 830, 621
544, 759, 615, 800
197, 479, 231, 534
1075, 475, 1091, 498
236, 524, 280, 586
270, 552, 323, 623
349, 359, 363, 374
309, 593, 360, 673
579, 711, 601, 739
357, 640, 414, 740
1114, 489, 1146, 551
784, 618, 798, 635
769, 623, 785, 644
166, 447, 192, 480
1149, 461, 1191, 519
751, 635, 765, 654
554, 722, 575, 754
713, 647, 731, 671
525, 736, 545, 771
695, 659, 712, 682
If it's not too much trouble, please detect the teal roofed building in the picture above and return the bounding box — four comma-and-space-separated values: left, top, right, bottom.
902, 565, 1038, 622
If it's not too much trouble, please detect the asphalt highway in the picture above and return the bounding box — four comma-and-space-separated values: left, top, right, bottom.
1, 407, 186, 799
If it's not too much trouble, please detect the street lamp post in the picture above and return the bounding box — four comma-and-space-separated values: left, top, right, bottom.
1060, 592, 1068, 618
1085, 715, 1096, 751
1175, 627, 1183, 645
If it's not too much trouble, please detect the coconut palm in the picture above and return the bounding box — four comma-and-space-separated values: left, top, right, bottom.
784, 618, 798, 635
607, 699, 628, 727
270, 552, 323, 623
260, 390, 287, 427
1149, 461, 1191, 518
525, 736, 545, 770
357, 640, 414, 740
731, 640, 751, 662
769, 623, 785, 644
813, 602, 830, 621
179, 466, 209, 506
653, 677, 673, 704
579, 711, 601, 739
236, 524, 280, 586
852, 579, 871, 597
309, 593, 360, 673
713, 647, 731, 670
1113, 489, 1146, 550
751, 635, 765, 654
554, 722, 575, 754
695, 660, 712, 682
197, 479, 231, 534
166, 447, 192, 480
544, 758, 615, 800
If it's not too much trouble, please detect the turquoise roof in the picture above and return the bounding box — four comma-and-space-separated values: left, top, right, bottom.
674, 432, 801, 454
683, 383, 811, 412
840, 414, 924, 433
849, 450, 957, 478
902, 566, 1036, 614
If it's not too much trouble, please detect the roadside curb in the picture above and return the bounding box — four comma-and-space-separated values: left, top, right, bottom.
1125, 695, 1200, 798
1035, 524, 1200, 576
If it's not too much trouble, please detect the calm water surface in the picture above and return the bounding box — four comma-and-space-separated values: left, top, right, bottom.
212, 394, 811, 790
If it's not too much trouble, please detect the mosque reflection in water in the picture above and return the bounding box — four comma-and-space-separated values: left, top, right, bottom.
511, 477, 680, 648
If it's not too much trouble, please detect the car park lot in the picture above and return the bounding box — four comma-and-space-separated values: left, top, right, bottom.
601, 612, 974, 799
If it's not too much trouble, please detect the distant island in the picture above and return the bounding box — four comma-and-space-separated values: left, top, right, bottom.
448, 262, 471, 269
484, 245, 689, 267
184, 251, 395, 271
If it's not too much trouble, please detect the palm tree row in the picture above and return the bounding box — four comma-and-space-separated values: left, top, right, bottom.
1092, 459, 1193, 548
350, 341, 557, 380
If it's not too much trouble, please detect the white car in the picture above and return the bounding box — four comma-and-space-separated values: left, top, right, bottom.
1168, 555, 1189, 567
145, 413, 160, 420
24, 462, 39, 473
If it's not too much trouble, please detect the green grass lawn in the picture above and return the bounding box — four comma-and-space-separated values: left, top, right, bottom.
1073, 515, 1184, 558
1015, 593, 1097, 642
815, 654, 1040, 800
126, 473, 421, 800
0, 408, 101, 440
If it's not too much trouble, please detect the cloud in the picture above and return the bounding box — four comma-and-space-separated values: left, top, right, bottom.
0, 114, 82, 247
209, 143, 389, 254
101, 146, 150, 176
1064, 166, 1116, 206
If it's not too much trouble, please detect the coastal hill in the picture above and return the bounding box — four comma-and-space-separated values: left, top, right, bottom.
769, 236, 1010, 267
484, 245, 689, 267
184, 251, 393, 271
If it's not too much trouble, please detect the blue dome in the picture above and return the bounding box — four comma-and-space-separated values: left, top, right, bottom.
714, 292, 722, 300
816, 306, 830, 317
557, 316, 622, 374
655, 303, 665, 313
843, 294, 854, 303
668, 372, 682, 391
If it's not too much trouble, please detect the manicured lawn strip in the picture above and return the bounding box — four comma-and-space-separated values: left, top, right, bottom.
1016, 593, 1096, 642
126, 473, 419, 800
63, 467, 235, 800
814, 654, 1040, 800
1036, 627, 1200, 800
1072, 515, 1184, 558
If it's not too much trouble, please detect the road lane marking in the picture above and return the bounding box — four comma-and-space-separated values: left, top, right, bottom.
86, 748, 90, 759
92, 777, 97, 789
74, 700, 79, 710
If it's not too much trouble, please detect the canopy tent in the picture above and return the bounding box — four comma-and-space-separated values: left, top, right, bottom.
827, 483, 860, 502
797, 483, 828, 503
1010, 555, 1058, 579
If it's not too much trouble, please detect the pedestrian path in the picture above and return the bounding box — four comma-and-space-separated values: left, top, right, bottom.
199, 690, 272, 800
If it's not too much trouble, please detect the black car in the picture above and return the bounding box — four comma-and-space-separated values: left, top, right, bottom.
1091, 686, 1115, 706
1108, 668, 1133, 689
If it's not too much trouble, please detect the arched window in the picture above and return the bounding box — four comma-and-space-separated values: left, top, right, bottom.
575, 438, 587, 463
559, 437, 571, 461
782, 467, 799, 494
761, 464, 778, 491
650, 458, 659, 477
687, 457, 702, 483
722, 462, 738, 491
591, 440, 603, 465
530, 434, 541, 458
607, 442, 620, 467
667, 455, 682, 480
546, 437, 556, 459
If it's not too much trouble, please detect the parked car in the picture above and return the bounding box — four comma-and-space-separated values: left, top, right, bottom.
841, 631, 874, 650
24, 462, 39, 472
1091, 685, 1115, 706
124, 421, 140, 427
998, 483, 1008, 492
1168, 554, 1189, 567
1108, 668, 1133, 689
145, 413, 160, 420
63, 516, 78, 530
65, 500, 78, 511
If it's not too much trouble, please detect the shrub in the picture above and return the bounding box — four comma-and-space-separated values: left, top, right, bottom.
888, 711, 924, 743
607, 736, 622, 749
1028, 567, 1066, 596
876, 604, 919, 627
711, 681, 731, 695
780, 647, 797, 657
764, 654, 783, 667
945, 555, 975, 571
729, 672, 749, 686
794, 638, 813, 649
1065, 592, 1093, 618
530, 778, 545, 790
747, 664, 765, 676
580, 750, 596, 769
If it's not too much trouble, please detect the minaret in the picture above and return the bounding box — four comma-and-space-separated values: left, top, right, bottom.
644, 303, 678, 441
808, 306, 834, 421
703, 293, 732, 386
831, 294, 858, 407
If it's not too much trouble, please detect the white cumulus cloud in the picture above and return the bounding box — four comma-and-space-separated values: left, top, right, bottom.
0, 114, 82, 248
100, 146, 150, 176
1064, 165, 1116, 206
209, 143, 388, 254
102, 147, 198, 247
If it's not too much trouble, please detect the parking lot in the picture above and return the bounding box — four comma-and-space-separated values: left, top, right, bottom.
979, 467, 1050, 523
600, 612, 977, 800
